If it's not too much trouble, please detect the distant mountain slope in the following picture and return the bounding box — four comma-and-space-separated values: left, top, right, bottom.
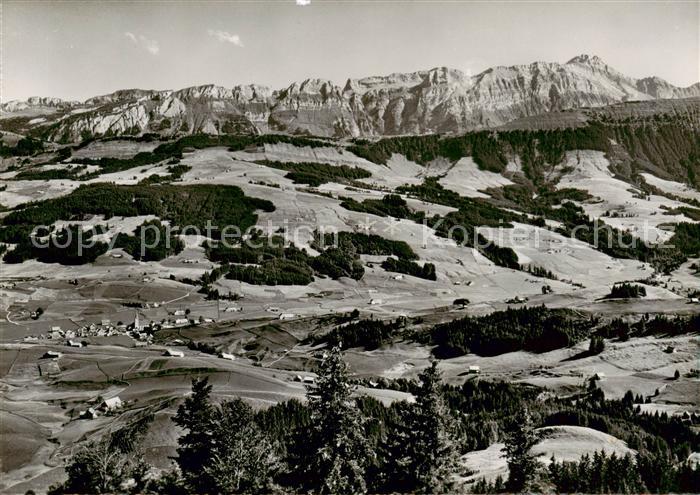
499, 97, 700, 131
2, 54, 699, 141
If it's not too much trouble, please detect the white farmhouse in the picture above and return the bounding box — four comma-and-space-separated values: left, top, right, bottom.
101, 397, 123, 411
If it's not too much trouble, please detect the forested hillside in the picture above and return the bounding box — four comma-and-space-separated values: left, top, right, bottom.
349, 117, 700, 187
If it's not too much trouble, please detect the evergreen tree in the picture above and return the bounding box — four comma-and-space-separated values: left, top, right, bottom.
374, 401, 418, 492
375, 362, 459, 493
492, 474, 505, 492
502, 408, 541, 492
205, 398, 279, 494
52, 438, 145, 494
172, 377, 217, 493
50, 421, 152, 494
589, 335, 605, 355
412, 362, 460, 493
549, 451, 644, 493
637, 447, 676, 493
307, 345, 373, 494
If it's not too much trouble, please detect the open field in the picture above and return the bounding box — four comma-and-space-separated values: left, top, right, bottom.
463, 425, 636, 484
1, 140, 698, 493
343, 334, 700, 404
0, 339, 415, 492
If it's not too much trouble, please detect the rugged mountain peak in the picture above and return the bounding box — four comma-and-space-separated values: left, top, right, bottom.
635, 76, 700, 98
567, 54, 606, 66
287, 78, 335, 93
0, 96, 77, 114
278, 78, 344, 102
84, 89, 158, 106
345, 71, 426, 94
4, 54, 699, 140
27, 96, 68, 106
232, 84, 273, 101
173, 85, 235, 100
423, 66, 468, 86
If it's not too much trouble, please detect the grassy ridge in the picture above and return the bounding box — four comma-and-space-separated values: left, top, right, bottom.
13, 134, 333, 179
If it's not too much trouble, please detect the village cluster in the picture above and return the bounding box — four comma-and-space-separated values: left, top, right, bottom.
22, 309, 215, 347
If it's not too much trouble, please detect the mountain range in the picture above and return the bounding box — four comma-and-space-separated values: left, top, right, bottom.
2, 54, 699, 141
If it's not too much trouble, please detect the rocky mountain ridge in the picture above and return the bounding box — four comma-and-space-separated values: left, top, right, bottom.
2, 54, 699, 141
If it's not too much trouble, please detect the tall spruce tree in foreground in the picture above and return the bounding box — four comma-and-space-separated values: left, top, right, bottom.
205, 398, 278, 494
412, 361, 460, 493
172, 377, 217, 493
172, 377, 279, 494
377, 361, 459, 493
375, 401, 419, 492
502, 408, 541, 492
307, 345, 372, 494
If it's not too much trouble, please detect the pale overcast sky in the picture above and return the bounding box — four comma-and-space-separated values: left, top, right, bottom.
3, 0, 699, 102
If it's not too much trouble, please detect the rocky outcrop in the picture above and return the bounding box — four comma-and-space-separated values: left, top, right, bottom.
3, 54, 699, 141
0, 96, 78, 114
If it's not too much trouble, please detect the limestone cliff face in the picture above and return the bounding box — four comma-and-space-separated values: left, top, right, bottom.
3, 55, 699, 141
1, 96, 77, 114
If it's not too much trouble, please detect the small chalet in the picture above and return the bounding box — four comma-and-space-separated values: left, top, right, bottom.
100, 397, 123, 411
